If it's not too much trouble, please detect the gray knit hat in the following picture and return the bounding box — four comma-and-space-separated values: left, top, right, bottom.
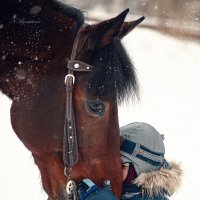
120, 122, 166, 176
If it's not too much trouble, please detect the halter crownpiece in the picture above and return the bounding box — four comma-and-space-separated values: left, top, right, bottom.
63, 24, 93, 199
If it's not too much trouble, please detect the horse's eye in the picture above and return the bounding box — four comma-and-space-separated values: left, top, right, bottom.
86, 101, 106, 116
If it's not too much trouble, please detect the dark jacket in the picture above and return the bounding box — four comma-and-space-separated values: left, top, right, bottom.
121, 184, 168, 200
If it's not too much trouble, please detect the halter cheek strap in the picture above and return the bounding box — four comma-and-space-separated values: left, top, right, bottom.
63, 24, 94, 199
63, 24, 93, 168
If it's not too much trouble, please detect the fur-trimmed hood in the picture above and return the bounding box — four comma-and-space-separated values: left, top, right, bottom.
133, 161, 183, 197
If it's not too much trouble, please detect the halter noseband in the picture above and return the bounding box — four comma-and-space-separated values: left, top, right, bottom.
63, 24, 93, 177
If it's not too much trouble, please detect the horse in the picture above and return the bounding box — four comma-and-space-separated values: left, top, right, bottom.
0, 0, 144, 199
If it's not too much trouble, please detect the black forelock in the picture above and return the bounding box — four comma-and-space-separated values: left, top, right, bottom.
48, 0, 84, 27
87, 39, 139, 103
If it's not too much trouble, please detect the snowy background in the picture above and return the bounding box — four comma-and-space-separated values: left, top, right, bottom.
1, 27, 200, 199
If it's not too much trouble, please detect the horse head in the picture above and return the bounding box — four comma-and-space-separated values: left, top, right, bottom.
0, 0, 144, 199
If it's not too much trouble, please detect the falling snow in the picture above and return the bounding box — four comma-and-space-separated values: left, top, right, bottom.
154, 5, 158, 10
15, 68, 27, 81
1, 55, 6, 60
0, 4, 200, 197
34, 56, 39, 61
13, 14, 17, 19
30, 6, 42, 15
142, 2, 146, 7
26, 79, 33, 86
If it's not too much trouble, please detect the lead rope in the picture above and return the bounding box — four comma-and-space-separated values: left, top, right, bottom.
63, 24, 87, 200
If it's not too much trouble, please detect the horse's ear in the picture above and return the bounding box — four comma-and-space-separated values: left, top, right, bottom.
119, 16, 146, 38
85, 9, 129, 49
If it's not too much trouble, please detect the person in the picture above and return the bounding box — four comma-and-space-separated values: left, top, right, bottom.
77, 122, 183, 200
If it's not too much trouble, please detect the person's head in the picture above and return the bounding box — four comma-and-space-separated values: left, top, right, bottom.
120, 122, 168, 178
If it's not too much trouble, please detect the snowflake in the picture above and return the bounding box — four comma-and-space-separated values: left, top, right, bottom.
13, 14, 17, 19
34, 56, 39, 61
2, 55, 6, 60
30, 6, 42, 15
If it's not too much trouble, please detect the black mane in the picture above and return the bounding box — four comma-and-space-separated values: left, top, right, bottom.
87, 39, 139, 103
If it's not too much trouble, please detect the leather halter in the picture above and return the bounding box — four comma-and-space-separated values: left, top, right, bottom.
63, 24, 93, 168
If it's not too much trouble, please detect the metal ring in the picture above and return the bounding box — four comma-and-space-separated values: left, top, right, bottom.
65, 74, 75, 85
64, 166, 72, 177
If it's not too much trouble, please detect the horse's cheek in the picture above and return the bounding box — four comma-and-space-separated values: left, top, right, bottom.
10, 101, 63, 153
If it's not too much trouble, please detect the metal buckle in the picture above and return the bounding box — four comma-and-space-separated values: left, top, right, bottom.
65, 74, 75, 85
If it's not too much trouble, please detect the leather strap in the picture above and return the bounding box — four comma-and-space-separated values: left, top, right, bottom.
63, 78, 78, 166
67, 60, 93, 72
63, 24, 93, 167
